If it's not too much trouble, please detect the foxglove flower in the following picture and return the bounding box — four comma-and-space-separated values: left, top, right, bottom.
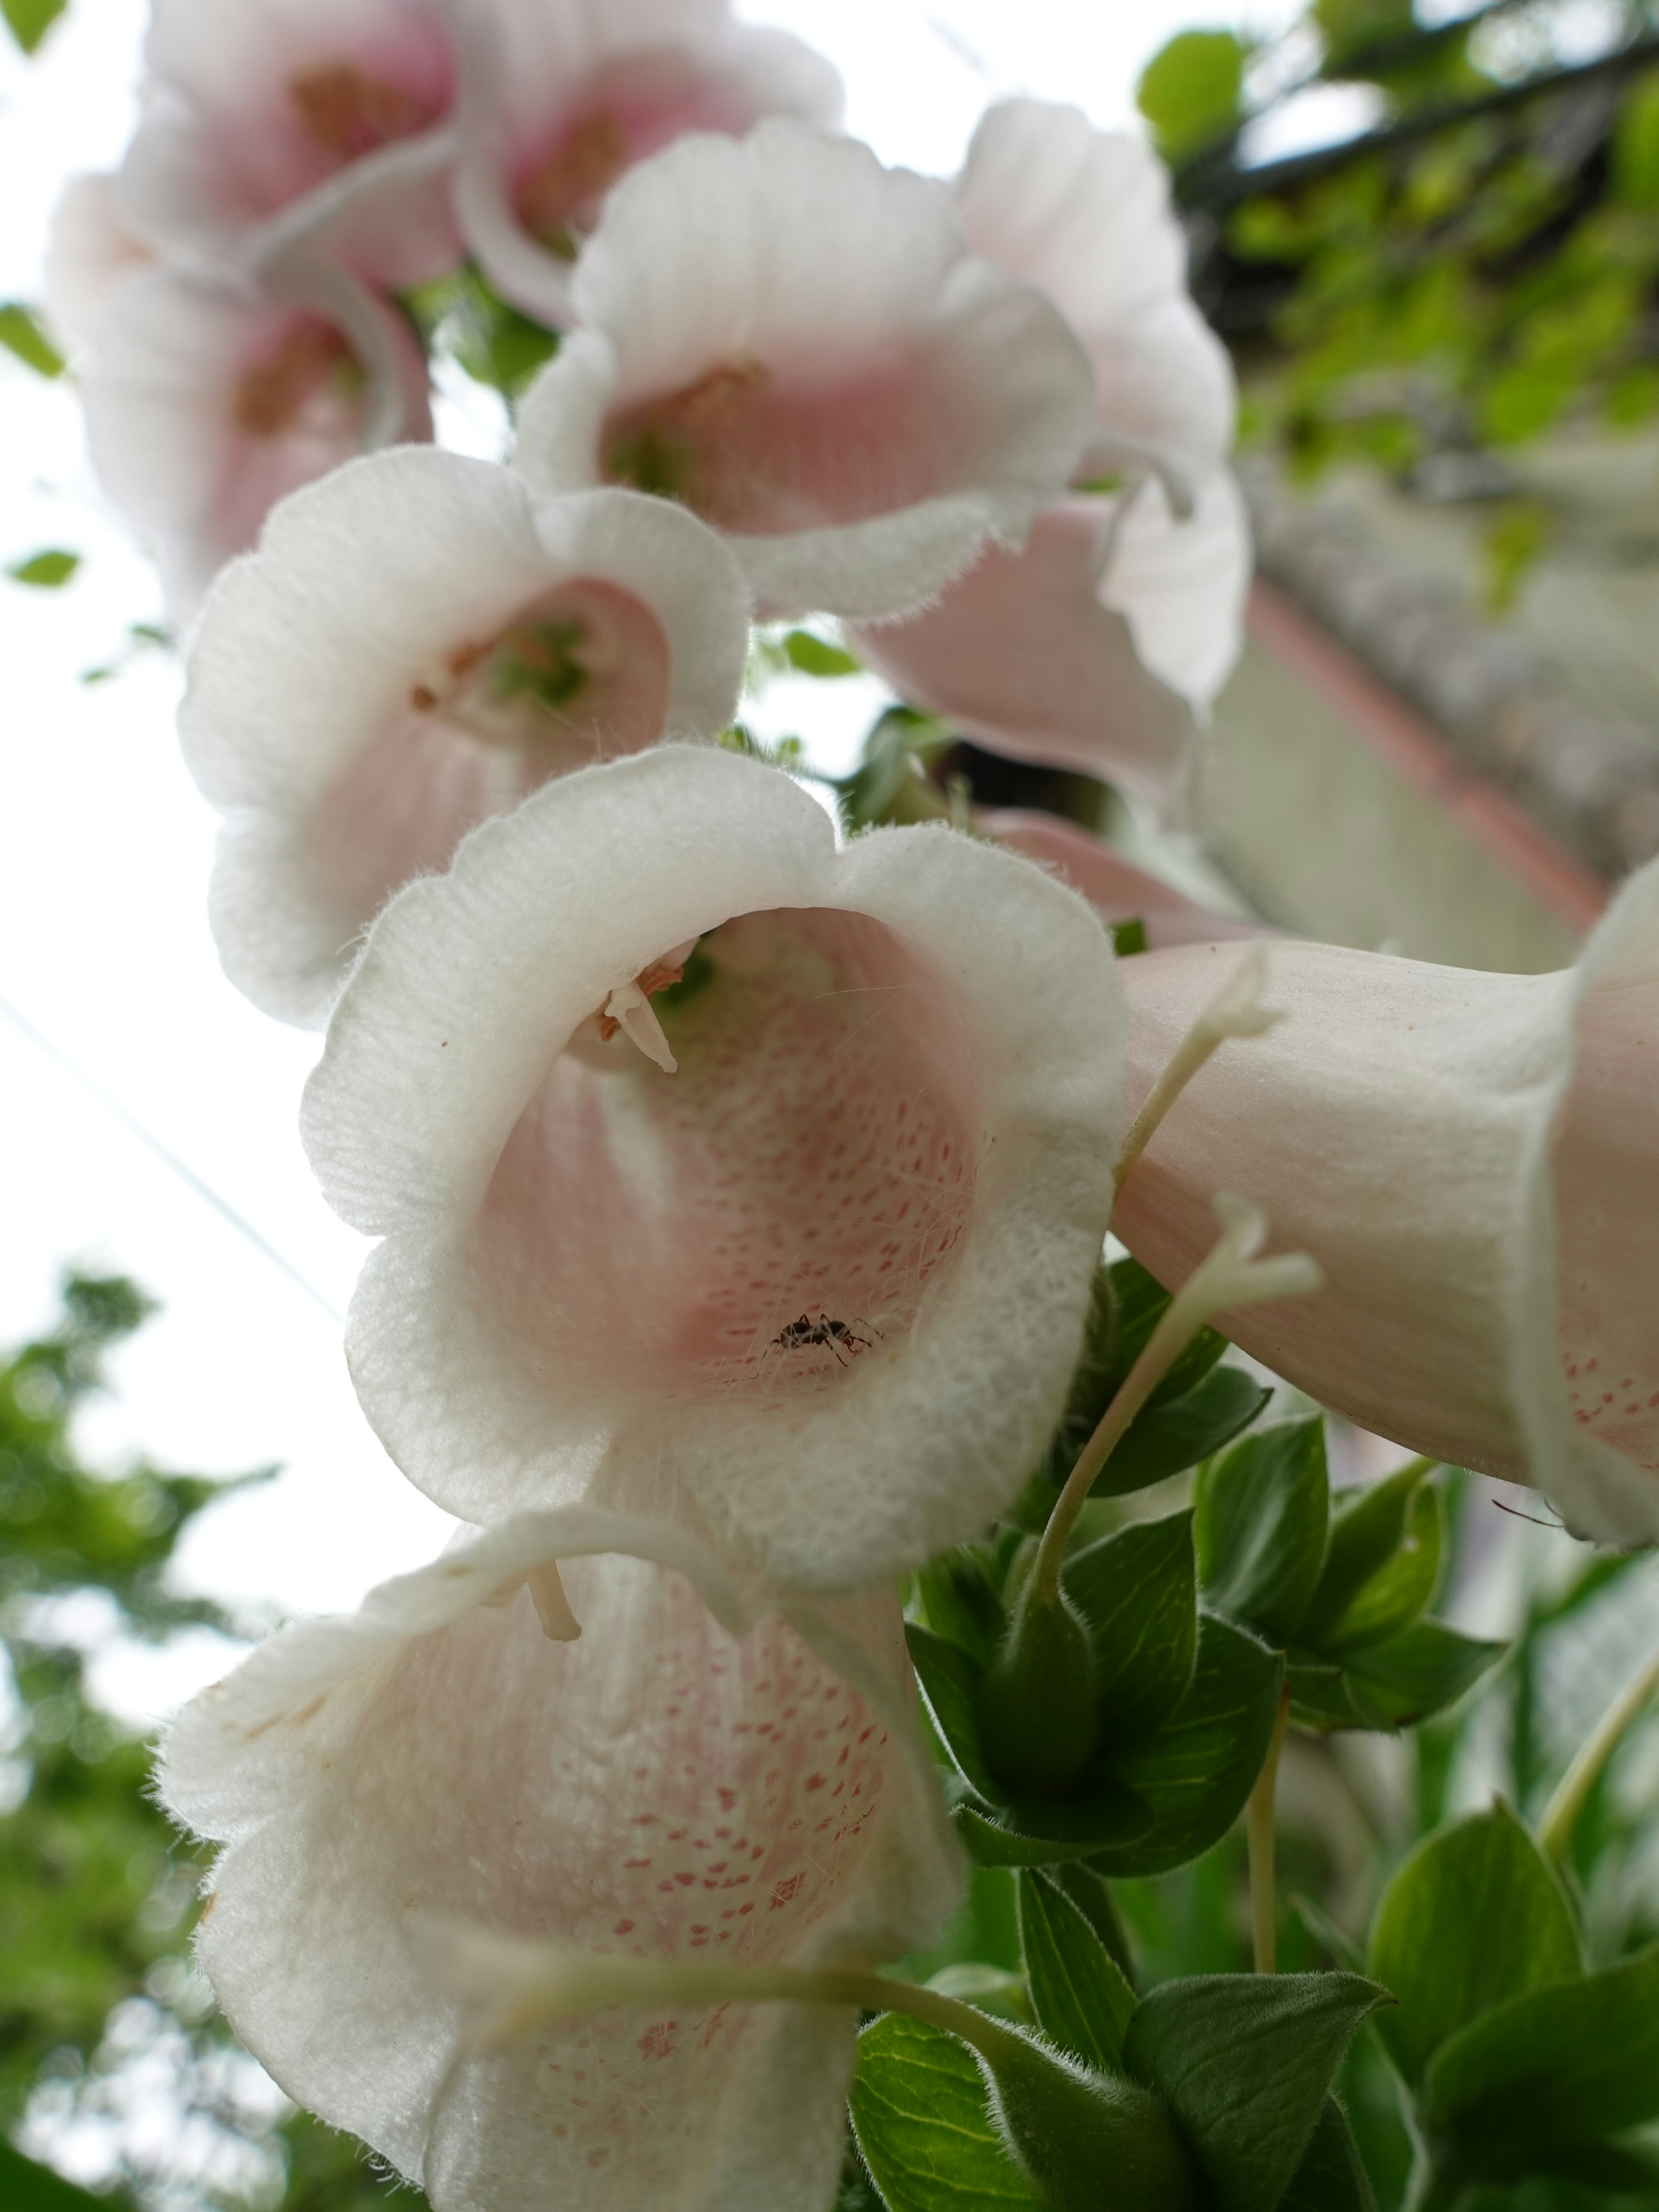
181, 446, 750, 1025
119, 0, 460, 290
853, 102, 1250, 808
512, 120, 1098, 621
449, 0, 842, 328
82, 259, 431, 620
1113, 857, 1659, 1545
980, 809, 1269, 948
41, 174, 155, 358
301, 744, 1126, 1589
159, 1510, 958, 2212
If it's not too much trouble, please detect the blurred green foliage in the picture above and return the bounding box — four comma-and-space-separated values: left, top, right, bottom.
0, 1278, 423, 2212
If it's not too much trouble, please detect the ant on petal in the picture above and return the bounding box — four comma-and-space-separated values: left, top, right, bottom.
768, 1313, 880, 1366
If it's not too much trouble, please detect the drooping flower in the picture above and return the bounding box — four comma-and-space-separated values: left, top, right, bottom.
41, 174, 156, 359
511, 119, 1098, 621
1112, 856, 1659, 1545
181, 446, 750, 1025
852, 100, 1251, 807
448, 0, 842, 329
118, 0, 461, 290
159, 1509, 959, 2212
300, 744, 1126, 1589
979, 808, 1271, 948
81, 258, 431, 620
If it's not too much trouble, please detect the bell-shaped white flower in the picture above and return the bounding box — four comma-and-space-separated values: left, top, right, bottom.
852, 101, 1250, 805
512, 119, 1098, 621
181, 446, 750, 1026
300, 744, 1126, 1589
1114, 856, 1659, 1546
41, 174, 156, 359
448, 0, 842, 328
159, 1509, 959, 2212
980, 808, 1272, 949
119, 0, 460, 289
81, 257, 432, 621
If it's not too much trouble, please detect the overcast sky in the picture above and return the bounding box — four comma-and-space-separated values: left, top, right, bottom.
0, 0, 1309, 1725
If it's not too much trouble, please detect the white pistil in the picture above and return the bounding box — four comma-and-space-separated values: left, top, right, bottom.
481, 1558, 582, 1641
602, 981, 678, 1074
1111, 943, 1282, 1199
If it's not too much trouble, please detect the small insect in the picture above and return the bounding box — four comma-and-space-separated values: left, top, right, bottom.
768, 1312, 880, 1365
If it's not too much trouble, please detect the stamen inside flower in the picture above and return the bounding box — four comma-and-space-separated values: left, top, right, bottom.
481, 1557, 582, 1640
287, 61, 441, 162
603, 349, 976, 534
234, 320, 363, 439
407, 581, 671, 762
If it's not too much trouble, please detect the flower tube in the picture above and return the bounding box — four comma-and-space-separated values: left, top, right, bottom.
979, 809, 1271, 948
82, 259, 432, 621
159, 1510, 958, 2212
512, 119, 1098, 620
852, 101, 1250, 809
448, 0, 842, 327
300, 744, 1126, 1589
181, 446, 750, 1025
1112, 858, 1659, 1545
118, 0, 460, 289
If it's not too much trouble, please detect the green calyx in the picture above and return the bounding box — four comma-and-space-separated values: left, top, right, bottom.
976, 1586, 1101, 1800
979, 2028, 1209, 2212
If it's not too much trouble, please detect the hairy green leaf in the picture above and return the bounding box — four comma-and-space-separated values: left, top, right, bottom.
1196, 1418, 1330, 1644
907, 1623, 998, 1802
850, 2013, 1037, 2212
1314, 1482, 1442, 1654
1094, 1369, 1274, 1499
1065, 1510, 1197, 1748
1300, 1460, 1431, 1646
1017, 1871, 1138, 2072
1277, 2098, 1378, 2212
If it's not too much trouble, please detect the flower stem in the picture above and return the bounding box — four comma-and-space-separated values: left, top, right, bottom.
1111, 945, 1281, 1199
1247, 1688, 1291, 1974
1538, 1634, 1659, 1861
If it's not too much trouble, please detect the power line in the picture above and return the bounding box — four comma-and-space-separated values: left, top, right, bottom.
0, 992, 345, 1327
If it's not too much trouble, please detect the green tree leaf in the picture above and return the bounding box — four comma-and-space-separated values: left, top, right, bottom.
1368, 1802, 1582, 2089
1088, 1615, 1285, 1879
1017, 1870, 1138, 2072
850, 2012, 1038, 2212
0, 301, 67, 375
1300, 1460, 1433, 1647
1137, 29, 1247, 162
0, 2144, 133, 2212
7, 549, 80, 588
1065, 1510, 1197, 1748
1196, 1419, 1330, 1645
1123, 1972, 1390, 2212
1427, 1942, 1659, 2179
1614, 69, 1659, 208
1277, 2098, 1378, 2212
0, 0, 65, 54
782, 628, 862, 677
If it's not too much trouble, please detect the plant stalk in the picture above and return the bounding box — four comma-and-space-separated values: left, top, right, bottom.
1538, 1633, 1659, 1860
1247, 1688, 1292, 1974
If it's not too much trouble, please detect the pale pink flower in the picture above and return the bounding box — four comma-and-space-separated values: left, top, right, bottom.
159, 1510, 957, 2212
852, 101, 1250, 805
81, 257, 431, 621
300, 744, 1126, 1589
181, 446, 750, 1025
41, 174, 155, 359
980, 809, 1269, 948
119, 0, 460, 290
1113, 858, 1659, 1545
448, 0, 842, 328
512, 120, 1098, 621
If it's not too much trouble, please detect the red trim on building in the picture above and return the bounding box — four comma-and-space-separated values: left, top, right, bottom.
1248, 578, 1608, 933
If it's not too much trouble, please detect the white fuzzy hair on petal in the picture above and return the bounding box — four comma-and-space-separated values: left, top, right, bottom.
159, 1512, 958, 2212
181, 444, 750, 1025
512, 120, 1097, 620
302, 744, 1126, 1589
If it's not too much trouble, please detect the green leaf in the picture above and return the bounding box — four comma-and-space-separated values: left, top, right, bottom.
1368, 1802, 1582, 2089
0, 2147, 133, 2211
1614, 68, 1659, 209
907, 1623, 998, 1801
1102, 1257, 1230, 1410
1136, 29, 1246, 162
1110, 917, 1148, 958
0, 0, 66, 55
1087, 1614, 1285, 1879
1328, 1619, 1502, 1732
1123, 1973, 1390, 2212
8, 549, 80, 588
953, 1780, 1156, 1869
1277, 2099, 1378, 2212
1093, 1369, 1274, 1499
1042, 1860, 1138, 1986
1195, 1419, 1330, 1644
850, 2012, 1038, 2212
913, 1550, 1005, 1668
1300, 1460, 1433, 1648
0, 300, 66, 375
1427, 1941, 1659, 2177
1064, 1510, 1197, 1748
782, 628, 861, 678
1313, 1481, 1441, 1654
1017, 1870, 1138, 2072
